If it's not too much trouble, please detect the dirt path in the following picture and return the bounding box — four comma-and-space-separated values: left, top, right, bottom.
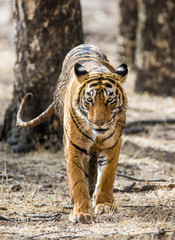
0, 1, 175, 239
0, 136, 175, 239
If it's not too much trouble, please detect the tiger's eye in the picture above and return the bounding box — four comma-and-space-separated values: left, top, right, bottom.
86, 97, 93, 103
107, 97, 113, 103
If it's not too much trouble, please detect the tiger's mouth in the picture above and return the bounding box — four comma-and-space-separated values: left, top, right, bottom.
87, 119, 113, 134
92, 127, 109, 134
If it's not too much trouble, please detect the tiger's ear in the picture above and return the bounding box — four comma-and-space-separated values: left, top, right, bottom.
74, 63, 89, 83
114, 63, 128, 83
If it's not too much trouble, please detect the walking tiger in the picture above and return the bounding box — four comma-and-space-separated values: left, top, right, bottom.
17, 44, 128, 223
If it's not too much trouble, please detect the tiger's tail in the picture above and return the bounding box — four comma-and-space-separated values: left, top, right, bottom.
16, 93, 55, 129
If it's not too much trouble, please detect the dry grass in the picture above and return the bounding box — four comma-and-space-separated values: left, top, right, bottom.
0, 147, 175, 239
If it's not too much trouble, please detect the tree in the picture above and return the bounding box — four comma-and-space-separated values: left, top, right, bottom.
116, 0, 138, 71
117, 0, 175, 96
0, 0, 83, 152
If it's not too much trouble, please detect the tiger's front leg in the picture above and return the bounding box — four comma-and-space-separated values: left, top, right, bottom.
94, 138, 122, 214
65, 141, 93, 223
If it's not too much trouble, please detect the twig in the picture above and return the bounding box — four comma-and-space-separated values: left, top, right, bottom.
120, 205, 154, 208
120, 205, 173, 209
0, 213, 62, 223
0, 207, 8, 211
126, 118, 175, 127
26, 214, 61, 221
129, 229, 175, 238
34, 203, 51, 207
0, 215, 15, 221
20, 231, 82, 240
20, 230, 122, 240
114, 183, 157, 193
141, 206, 158, 221
1, 232, 21, 236
123, 118, 175, 134
0, 173, 13, 179
23, 213, 61, 218
149, 182, 175, 188
62, 204, 73, 209
117, 173, 166, 183
60, 235, 85, 239
123, 127, 146, 134
24, 212, 61, 222
135, 184, 156, 192
113, 182, 136, 192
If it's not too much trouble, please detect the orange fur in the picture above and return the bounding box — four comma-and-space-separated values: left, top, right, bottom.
16, 44, 128, 224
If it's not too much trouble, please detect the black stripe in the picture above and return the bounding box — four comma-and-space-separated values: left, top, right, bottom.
106, 79, 116, 85
98, 159, 107, 167
72, 161, 88, 178
78, 94, 88, 117
72, 179, 87, 190
86, 78, 115, 85
86, 79, 100, 84
77, 89, 88, 117
98, 157, 114, 166
102, 133, 121, 150
98, 156, 106, 166
70, 107, 94, 142
102, 127, 116, 143
77, 85, 84, 105
93, 128, 109, 133
104, 83, 112, 88
112, 107, 123, 118
113, 106, 122, 111
89, 83, 99, 88
64, 127, 88, 155
78, 106, 88, 117
118, 93, 121, 106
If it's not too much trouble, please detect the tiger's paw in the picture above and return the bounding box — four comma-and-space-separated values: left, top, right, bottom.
69, 212, 94, 224
95, 203, 116, 214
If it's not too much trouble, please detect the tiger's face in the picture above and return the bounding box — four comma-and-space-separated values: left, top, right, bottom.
73, 63, 128, 135
80, 78, 125, 133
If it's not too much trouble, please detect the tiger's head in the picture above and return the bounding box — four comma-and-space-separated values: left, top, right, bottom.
73, 63, 128, 134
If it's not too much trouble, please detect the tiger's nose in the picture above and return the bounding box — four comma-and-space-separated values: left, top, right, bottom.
94, 121, 104, 126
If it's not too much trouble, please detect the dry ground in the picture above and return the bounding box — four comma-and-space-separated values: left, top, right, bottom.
0, 1, 175, 239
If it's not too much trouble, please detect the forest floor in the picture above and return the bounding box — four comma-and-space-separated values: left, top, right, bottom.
0, 0, 175, 239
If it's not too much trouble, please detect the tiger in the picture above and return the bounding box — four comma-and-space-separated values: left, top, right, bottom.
16, 44, 128, 224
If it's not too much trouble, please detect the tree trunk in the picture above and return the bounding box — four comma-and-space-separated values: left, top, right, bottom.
116, 0, 138, 70
135, 0, 175, 96
1, 0, 83, 152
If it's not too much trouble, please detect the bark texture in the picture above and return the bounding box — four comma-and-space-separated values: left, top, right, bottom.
1, 0, 83, 152
135, 0, 175, 95
117, 0, 175, 96
117, 0, 138, 70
